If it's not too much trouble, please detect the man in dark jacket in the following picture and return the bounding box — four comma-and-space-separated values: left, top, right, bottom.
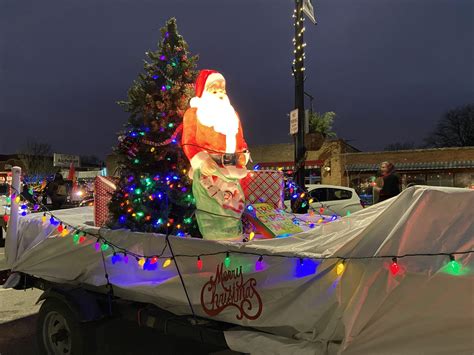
374, 161, 401, 202
48, 173, 67, 210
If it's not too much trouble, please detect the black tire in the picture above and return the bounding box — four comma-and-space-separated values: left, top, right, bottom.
37, 298, 97, 355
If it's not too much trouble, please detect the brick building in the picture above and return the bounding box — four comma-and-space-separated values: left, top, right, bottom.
106, 141, 474, 193
249, 142, 474, 191
343, 147, 474, 193
249, 140, 360, 186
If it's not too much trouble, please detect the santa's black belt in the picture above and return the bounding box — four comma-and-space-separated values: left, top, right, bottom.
210, 153, 239, 166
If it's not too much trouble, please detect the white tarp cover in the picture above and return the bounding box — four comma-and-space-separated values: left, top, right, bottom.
5, 186, 474, 354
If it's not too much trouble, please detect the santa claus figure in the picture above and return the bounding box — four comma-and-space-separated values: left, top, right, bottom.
182, 70, 249, 240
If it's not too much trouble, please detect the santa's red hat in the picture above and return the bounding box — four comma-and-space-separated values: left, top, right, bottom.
194, 69, 225, 98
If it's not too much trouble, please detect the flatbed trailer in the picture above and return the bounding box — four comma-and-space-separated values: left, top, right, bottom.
12, 272, 239, 355
4, 167, 473, 355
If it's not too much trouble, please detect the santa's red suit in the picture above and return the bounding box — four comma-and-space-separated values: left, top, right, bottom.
182, 70, 249, 180
181, 69, 249, 239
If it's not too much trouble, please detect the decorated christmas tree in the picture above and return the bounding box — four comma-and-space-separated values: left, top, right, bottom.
108, 18, 199, 235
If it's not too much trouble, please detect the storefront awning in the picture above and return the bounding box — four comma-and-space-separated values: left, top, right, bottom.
345, 160, 474, 172
256, 160, 324, 171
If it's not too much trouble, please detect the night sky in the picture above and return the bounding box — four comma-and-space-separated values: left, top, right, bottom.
1, 0, 473, 158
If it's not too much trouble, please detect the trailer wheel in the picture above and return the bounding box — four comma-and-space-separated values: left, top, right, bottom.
37, 298, 97, 355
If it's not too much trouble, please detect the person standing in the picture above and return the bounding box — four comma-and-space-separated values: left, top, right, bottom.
374, 161, 400, 202
48, 173, 67, 210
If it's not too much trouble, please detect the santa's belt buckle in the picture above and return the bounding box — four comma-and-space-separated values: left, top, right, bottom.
222, 153, 237, 166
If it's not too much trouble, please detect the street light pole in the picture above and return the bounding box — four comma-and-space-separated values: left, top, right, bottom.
293, 0, 306, 189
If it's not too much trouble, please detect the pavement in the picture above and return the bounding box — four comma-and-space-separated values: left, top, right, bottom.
0, 248, 238, 354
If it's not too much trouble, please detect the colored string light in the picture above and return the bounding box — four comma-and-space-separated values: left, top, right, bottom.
249, 232, 255, 241
197, 256, 203, 270
111, 253, 120, 264
163, 258, 172, 268
390, 257, 400, 276
448, 255, 462, 275
224, 252, 231, 268
6, 187, 474, 280
336, 260, 346, 276
255, 255, 264, 271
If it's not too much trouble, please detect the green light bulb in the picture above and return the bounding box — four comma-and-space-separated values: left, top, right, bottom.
449, 260, 462, 275
443, 255, 463, 276
101, 243, 109, 251
224, 253, 231, 268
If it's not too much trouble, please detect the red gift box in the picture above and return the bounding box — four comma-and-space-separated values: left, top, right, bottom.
240, 170, 284, 209
94, 176, 118, 227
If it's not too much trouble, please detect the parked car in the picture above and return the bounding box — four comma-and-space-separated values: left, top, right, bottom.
285, 184, 364, 216
0, 183, 10, 213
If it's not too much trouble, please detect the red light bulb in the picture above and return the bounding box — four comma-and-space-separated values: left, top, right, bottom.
197, 257, 203, 271
150, 256, 158, 264
390, 258, 400, 276
57, 224, 64, 233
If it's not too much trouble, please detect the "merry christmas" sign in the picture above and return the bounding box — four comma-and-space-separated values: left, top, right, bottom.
200, 262, 263, 320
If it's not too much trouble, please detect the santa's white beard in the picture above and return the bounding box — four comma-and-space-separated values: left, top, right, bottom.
192, 94, 240, 153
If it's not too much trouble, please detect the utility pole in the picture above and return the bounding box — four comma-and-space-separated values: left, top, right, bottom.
293, 0, 306, 188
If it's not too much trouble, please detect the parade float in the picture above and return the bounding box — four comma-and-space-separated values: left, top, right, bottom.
3, 18, 474, 355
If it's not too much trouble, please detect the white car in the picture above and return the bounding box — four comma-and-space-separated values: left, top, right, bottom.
285, 184, 364, 216
0, 183, 9, 214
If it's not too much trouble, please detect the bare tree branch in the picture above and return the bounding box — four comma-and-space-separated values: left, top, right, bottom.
424, 104, 474, 147
18, 139, 56, 179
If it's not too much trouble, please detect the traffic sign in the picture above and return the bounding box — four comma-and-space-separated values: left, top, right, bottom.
290, 109, 298, 135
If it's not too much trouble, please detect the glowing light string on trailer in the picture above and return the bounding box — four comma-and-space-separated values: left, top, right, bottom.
5, 189, 473, 277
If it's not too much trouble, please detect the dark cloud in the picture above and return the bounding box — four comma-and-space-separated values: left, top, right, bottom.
1, 0, 473, 157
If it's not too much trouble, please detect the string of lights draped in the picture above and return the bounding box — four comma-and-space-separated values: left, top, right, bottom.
3, 188, 472, 277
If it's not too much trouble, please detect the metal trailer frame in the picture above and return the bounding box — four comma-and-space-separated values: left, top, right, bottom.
11, 272, 239, 354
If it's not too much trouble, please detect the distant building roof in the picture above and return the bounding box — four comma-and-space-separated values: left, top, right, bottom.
346, 160, 474, 172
